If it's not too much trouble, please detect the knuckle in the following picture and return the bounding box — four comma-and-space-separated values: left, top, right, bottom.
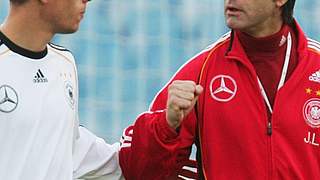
189, 92, 195, 100
186, 100, 192, 107
171, 96, 179, 106
189, 80, 196, 86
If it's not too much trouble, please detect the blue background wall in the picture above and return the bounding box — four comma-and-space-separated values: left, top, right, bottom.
0, 0, 319, 143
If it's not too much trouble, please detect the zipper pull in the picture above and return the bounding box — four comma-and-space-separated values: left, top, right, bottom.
267, 122, 272, 136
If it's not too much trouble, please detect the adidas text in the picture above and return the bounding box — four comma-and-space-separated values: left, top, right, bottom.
33, 78, 48, 83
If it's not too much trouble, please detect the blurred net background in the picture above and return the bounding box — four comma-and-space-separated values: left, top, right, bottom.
0, 0, 319, 143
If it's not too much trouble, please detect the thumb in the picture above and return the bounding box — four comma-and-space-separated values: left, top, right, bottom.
184, 85, 203, 115
195, 85, 203, 96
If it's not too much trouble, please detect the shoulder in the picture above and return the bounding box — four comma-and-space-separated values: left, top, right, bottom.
48, 42, 70, 52
204, 31, 231, 52
160, 32, 231, 85
307, 37, 320, 55
179, 32, 231, 73
193, 31, 231, 64
48, 42, 76, 65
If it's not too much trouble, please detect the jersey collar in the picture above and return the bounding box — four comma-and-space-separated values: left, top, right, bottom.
0, 31, 47, 59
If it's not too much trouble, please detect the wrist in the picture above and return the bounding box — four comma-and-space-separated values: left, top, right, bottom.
165, 109, 181, 130
159, 111, 179, 140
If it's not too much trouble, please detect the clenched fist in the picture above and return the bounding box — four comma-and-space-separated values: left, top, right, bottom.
166, 80, 203, 129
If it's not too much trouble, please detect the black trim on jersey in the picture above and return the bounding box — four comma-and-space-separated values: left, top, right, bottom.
195, 71, 205, 180
195, 108, 205, 180
225, 30, 234, 56
0, 31, 47, 59
48, 43, 70, 52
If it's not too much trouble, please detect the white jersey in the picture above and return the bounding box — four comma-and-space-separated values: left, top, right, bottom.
0, 32, 123, 180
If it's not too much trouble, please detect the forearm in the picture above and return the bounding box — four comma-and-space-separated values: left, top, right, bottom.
73, 127, 123, 180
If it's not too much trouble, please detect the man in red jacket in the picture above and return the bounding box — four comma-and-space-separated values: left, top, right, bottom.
120, 0, 320, 179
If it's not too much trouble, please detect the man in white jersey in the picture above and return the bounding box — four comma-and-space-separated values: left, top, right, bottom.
0, 0, 124, 179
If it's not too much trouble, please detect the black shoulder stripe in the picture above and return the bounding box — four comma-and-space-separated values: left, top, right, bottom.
0, 39, 3, 47
48, 43, 70, 52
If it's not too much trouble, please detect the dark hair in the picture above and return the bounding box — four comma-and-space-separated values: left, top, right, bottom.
282, 0, 296, 24
10, 0, 29, 5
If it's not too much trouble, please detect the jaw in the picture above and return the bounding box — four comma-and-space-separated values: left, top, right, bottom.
225, 14, 283, 38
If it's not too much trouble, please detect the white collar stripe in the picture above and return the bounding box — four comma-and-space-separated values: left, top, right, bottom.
257, 32, 292, 113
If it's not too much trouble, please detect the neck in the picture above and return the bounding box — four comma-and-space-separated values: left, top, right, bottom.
243, 17, 284, 38
0, 4, 54, 52
237, 24, 290, 54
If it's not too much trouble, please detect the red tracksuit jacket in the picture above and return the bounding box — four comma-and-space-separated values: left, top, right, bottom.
119, 20, 320, 180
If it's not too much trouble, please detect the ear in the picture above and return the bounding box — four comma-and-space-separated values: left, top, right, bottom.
275, 0, 288, 8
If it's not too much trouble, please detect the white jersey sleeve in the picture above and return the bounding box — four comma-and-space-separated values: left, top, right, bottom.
56, 45, 124, 180
48, 44, 124, 179
73, 127, 124, 180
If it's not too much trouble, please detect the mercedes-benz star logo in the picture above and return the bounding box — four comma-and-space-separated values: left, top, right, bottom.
210, 75, 237, 102
0, 85, 18, 113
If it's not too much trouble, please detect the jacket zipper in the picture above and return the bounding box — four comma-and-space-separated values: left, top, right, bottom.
226, 55, 274, 179
267, 121, 272, 136
267, 116, 273, 180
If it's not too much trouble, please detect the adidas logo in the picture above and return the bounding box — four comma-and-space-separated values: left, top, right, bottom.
309, 69, 320, 84
33, 69, 48, 83
279, 35, 287, 47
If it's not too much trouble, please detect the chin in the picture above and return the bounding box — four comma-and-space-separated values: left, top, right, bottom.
59, 27, 79, 34
226, 21, 245, 31
225, 16, 246, 30
226, 18, 235, 28
226, 22, 237, 30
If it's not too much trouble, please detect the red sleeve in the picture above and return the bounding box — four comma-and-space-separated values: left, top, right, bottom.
119, 51, 209, 180
119, 111, 179, 180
